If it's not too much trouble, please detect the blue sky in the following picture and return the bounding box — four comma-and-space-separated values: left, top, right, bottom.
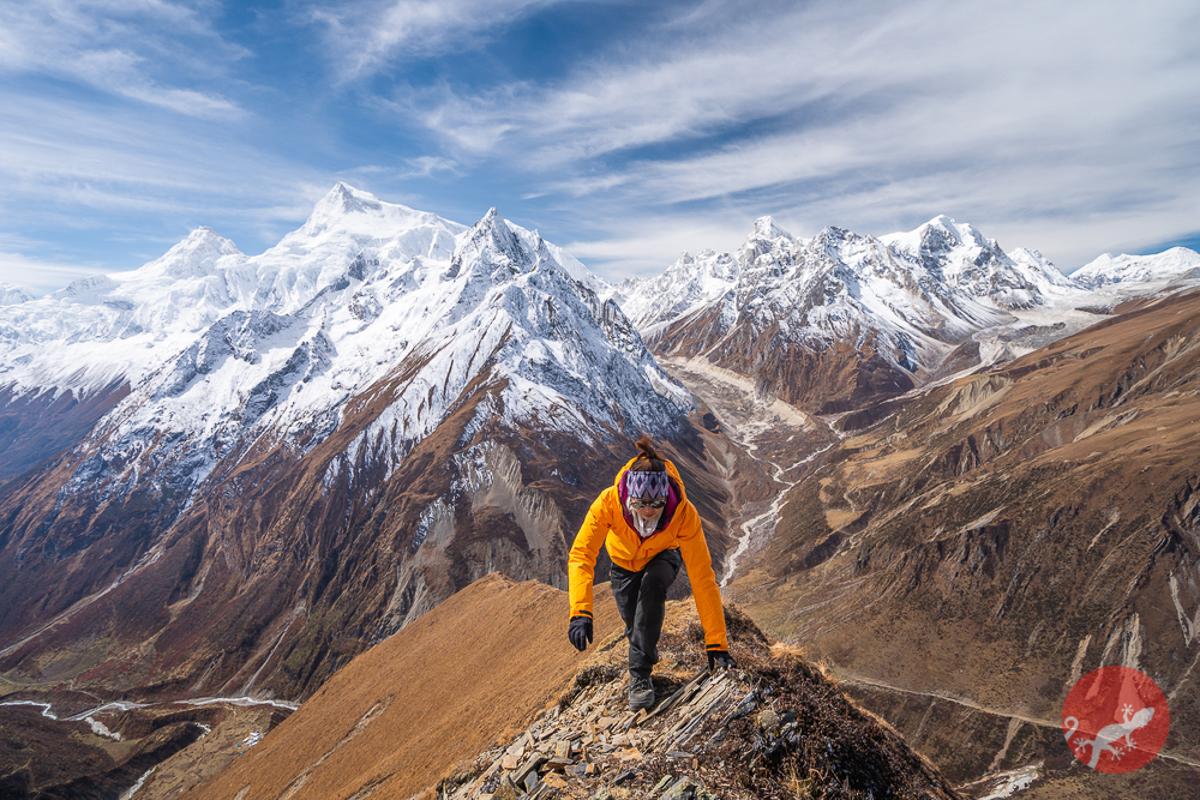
1, 0, 1198, 293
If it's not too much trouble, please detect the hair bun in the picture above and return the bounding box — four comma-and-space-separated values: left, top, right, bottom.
632, 433, 665, 471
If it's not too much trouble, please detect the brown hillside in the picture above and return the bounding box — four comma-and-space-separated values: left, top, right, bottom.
193, 573, 959, 800
729, 287, 1200, 794
187, 573, 623, 799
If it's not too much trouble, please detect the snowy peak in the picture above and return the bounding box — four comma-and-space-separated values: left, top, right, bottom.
140, 227, 243, 279
741, 216, 798, 267
880, 216, 1063, 308
905, 220, 1076, 294
470, 207, 521, 256
1009, 247, 1075, 290
611, 246, 742, 335
886, 214, 990, 258
450, 208, 529, 280
925, 214, 985, 245
310, 181, 388, 220
751, 215, 788, 241
1073, 246, 1200, 288
294, 182, 464, 244
178, 226, 239, 255
0, 284, 35, 305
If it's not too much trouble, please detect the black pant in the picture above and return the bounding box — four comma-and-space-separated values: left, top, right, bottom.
610, 547, 682, 678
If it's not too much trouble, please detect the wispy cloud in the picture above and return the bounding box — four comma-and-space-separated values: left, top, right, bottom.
401, 0, 1200, 268
2, 0, 1197, 290
0, 1, 245, 118
0, 250, 110, 295
306, 0, 571, 81
0, 91, 317, 215
0, 84, 333, 281
346, 156, 463, 182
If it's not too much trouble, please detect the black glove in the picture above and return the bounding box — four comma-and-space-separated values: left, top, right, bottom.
708, 650, 736, 670
568, 615, 593, 651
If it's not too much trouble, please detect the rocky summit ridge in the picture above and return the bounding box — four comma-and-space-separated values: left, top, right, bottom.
188, 574, 959, 800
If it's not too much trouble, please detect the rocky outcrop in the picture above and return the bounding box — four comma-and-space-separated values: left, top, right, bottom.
190, 574, 959, 800
442, 635, 960, 800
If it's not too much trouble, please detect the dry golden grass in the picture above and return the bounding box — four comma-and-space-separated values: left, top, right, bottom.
187, 574, 623, 800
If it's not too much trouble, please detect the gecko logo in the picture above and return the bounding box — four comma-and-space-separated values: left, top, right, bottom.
1062, 666, 1170, 773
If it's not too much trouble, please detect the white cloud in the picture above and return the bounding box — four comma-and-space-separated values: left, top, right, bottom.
0, 1, 244, 118
345, 156, 463, 182
403, 0, 1200, 270
0, 251, 111, 296
401, 155, 461, 178
307, 0, 571, 81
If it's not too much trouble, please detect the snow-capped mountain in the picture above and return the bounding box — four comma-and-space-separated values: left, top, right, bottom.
882, 215, 1079, 308
0, 284, 34, 306
609, 246, 738, 338
40, 187, 690, 505
1072, 246, 1200, 289
0, 183, 700, 702
616, 215, 1051, 411
612, 214, 1198, 411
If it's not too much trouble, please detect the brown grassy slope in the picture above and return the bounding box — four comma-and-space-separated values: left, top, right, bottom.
729, 288, 1200, 787
438, 592, 959, 800
187, 573, 622, 800
195, 572, 960, 800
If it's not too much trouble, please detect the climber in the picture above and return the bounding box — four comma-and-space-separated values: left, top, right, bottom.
566, 434, 735, 710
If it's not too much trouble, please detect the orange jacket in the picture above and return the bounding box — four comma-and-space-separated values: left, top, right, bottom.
567, 455, 729, 652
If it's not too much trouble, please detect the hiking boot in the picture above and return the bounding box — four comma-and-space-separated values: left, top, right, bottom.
628, 673, 655, 710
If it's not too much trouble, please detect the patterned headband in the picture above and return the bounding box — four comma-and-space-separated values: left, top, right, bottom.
626, 469, 669, 499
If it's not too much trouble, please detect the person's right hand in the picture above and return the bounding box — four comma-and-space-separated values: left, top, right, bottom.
708, 650, 736, 671
568, 615, 593, 651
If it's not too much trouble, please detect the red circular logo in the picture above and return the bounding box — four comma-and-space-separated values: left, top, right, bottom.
1062, 666, 1170, 773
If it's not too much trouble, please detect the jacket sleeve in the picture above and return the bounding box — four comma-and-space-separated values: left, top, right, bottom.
567, 488, 612, 620
676, 503, 730, 652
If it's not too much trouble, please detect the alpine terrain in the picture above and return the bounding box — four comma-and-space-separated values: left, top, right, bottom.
0, 184, 736, 794
3, 183, 1200, 798
615, 219, 1200, 797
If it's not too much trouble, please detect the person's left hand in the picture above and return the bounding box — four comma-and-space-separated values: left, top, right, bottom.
707, 650, 736, 670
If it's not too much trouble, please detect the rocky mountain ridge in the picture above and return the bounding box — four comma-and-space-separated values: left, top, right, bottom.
613, 215, 1199, 412
189, 574, 961, 800
721, 287, 1200, 798
0, 183, 706, 714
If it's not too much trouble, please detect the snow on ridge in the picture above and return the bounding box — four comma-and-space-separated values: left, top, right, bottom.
0, 185, 579, 400
1072, 246, 1200, 288
331, 212, 690, 487
610, 249, 740, 336
619, 215, 1019, 367
18, 192, 688, 509
611, 213, 1109, 383
616, 212, 1196, 392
